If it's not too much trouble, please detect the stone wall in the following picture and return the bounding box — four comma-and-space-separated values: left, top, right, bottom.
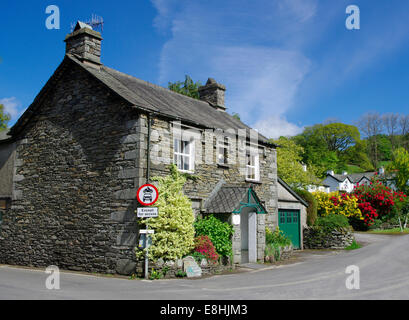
135, 258, 234, 279
0, 59, 141, 274
303, 227, 354, 249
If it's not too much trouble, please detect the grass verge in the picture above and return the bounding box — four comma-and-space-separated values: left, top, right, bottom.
345, 240, 362, 250
367, 228, 409, 235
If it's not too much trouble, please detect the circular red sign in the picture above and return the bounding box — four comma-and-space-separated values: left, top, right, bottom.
136, 184, 159, 206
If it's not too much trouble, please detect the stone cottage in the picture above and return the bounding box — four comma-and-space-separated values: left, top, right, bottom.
0, 22, 304, 274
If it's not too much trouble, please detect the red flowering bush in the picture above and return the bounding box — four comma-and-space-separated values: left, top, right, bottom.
352, 180, 407, 227
193, 235, 219, 264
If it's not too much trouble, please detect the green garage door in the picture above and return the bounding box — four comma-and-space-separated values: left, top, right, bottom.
278, 209, 301, 249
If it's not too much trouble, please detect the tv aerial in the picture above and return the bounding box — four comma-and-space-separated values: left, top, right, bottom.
70, 14, 104, 33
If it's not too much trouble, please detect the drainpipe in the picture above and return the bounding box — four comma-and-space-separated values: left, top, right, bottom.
146, 113, 152, 184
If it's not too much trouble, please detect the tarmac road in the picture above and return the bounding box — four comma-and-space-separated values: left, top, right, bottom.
0, 232, 408, 300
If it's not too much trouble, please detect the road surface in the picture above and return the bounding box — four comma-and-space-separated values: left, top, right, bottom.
1, 233, 408, 299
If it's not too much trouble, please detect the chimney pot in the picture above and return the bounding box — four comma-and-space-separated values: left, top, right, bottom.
198, 78, 226, 111
64, 21, 103, 67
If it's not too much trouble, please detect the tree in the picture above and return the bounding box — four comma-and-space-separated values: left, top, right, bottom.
0, 104, 10, 131
382, 113, 399, 150
387, 148, 409, 193
316, 123, 360, 153
357, 112, 384, 168
136, 165, 195, 261
272, 136, 319, 188
293, 123, 360, 176
341, 140, 374, 171
168, 75, 202, 100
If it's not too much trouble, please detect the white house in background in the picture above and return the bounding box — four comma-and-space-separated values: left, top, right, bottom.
301, 163, 331, 193
307, 184, 331, 193
322, 167, 396, 193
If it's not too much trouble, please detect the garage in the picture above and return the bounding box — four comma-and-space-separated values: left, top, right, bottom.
278, 209, 301, 249
277, 178, 308, 250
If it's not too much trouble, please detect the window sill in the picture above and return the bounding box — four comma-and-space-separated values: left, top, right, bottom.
217, 163, 231, 169
178, 169, 195, 175
245, 179, 262, 184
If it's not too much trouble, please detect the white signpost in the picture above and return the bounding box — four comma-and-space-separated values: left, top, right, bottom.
136, 184, 159, 279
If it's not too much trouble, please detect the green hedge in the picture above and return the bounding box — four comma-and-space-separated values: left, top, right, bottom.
295, 189, 318, 226
315, 214, 350, 231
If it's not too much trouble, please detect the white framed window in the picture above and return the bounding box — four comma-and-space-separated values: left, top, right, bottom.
174, 138, 194, 172
246, 151, 260, 181
218, 137, 229, 165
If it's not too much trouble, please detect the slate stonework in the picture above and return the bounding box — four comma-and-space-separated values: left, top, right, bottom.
0, 60, 142, 273
303, 227, 354, 249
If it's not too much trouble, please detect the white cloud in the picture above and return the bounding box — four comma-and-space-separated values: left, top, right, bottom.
253, 115, 304, 139
152, 0, 316, 138
0, 97, 21, 120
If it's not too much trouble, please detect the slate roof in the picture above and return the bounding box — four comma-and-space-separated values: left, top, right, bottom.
204, 185, 249, 214
328, 171, 396, 184
330, 172, 375, 183
68, 54, 273, 146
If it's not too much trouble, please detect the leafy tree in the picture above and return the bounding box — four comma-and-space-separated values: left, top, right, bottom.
341, 140, 374, 171
293, 126, 341, 176
0, 104, 10, 131
168, 75, 202, 100
377, 134, 393, 161
316, 123, 360, 153
272, 136, 320, 188
135, 165, 195, 261
387, 148, 409, 193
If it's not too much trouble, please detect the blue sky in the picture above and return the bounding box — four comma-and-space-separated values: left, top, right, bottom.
1, 0, 409, 138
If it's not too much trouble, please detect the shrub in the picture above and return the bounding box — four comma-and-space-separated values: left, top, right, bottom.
194, 215, 234, 257
265, 227, 292, 261
312, 191, 362, 220
353, 181, 407, 227
135, 165, 195, 261
265, 226, 292, 247
295, 189, 318, 226
315, 214, 350, 231
193, 235, 219, 264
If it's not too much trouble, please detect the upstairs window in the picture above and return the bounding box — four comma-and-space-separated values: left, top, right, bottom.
174, 138, 194, 172
218, 137, 229, 165
246, 151, 260, 181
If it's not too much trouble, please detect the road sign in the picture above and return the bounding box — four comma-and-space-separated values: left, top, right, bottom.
137, 207, 159, 218
136, 184, 159, 206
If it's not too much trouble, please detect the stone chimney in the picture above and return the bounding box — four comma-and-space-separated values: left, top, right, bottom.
198, 78, 226, 111
64, 21, 102, 67
327, 170, 334, 176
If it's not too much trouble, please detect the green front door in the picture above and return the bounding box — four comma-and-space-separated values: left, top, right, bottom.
278, 209, 301, 249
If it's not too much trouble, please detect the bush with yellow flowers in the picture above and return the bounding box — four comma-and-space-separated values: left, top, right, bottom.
312, 191, 363, 220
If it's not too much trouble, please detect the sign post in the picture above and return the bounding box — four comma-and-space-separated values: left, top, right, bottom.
136, 184, 159, 280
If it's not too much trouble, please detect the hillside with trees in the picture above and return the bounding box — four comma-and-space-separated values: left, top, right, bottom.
272, 112, 409, 182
